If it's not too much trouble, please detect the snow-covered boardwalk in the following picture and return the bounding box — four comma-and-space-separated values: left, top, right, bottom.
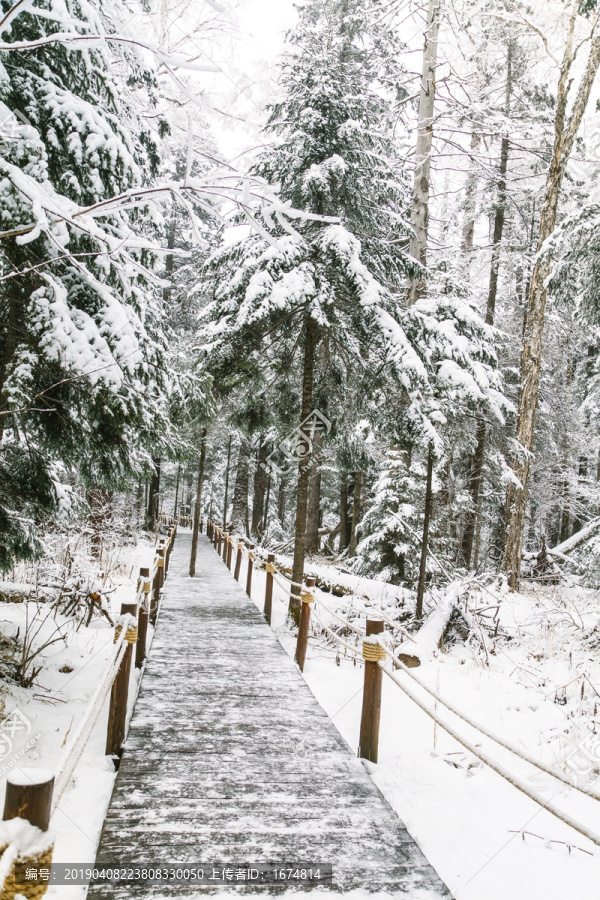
88, 533, 450, 897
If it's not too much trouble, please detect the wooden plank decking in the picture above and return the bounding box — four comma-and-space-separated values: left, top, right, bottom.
88, 533, 451, 897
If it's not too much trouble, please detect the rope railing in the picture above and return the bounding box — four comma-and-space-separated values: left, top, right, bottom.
0, 525, 178, 895
51, 616, 132, 814
379, 662, 600, 849
203, 521, 600, 852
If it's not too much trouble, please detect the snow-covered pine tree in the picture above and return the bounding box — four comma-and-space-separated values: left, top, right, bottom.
200, 0, 421, 621
0, 0, 169, 567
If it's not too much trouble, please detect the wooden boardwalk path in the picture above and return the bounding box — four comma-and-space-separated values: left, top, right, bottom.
88, 533, 451, 897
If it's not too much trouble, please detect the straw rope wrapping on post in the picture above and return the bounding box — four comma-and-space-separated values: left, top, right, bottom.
0, 822, 54, 900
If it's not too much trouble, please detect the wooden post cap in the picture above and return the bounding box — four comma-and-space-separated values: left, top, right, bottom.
4, 768, 54, 832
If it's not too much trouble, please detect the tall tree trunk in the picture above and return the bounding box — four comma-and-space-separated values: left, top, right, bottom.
416, 450, 434, 619
462, 44, 513, 568
222, 434, 232, 526
0, 294, 19, 445
231, 436, 251, 534
262, 471, 271, 532
461, 129, 481, 256
348, 471, 363, 558
189, 430, 207, 577
306, 434, 323, 554
251, 436, 269, 536
503, 6, 600, 588
289, 320, 318, 625
277, 477, 287, 525
89, 488, 111, 559
146, 457, 161, 532
173, 464, 181, 518
408, 0, 441, 304
339, 474, 350, 552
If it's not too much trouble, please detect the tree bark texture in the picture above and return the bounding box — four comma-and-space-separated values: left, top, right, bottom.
146, 457, 161, 532
462, 44, 512, 568
416, 450, 434, 618
189, 430, 207, 577
231, 436, 251, 535
306, 433, 323, 554
289, 319, 319, 625
408, 0, 441, 304
503, 11, 600, 588
251, 436, 269, 536
348, 471, 363, 558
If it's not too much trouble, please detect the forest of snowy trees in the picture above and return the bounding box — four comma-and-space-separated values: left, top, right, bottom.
3, 0, 600, 606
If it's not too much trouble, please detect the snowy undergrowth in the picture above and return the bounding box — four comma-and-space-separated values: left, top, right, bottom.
245, 556, 600, 900
0, 530, 157, 900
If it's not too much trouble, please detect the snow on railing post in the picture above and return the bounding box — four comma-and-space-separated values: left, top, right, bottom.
295, 577, 315, 673
264, 554, 276, 625
106, 606, 138, 761
3, 768, 54, 832
234, 543, 243, 582
150, 555, 160, 627
136, 567, 150, 669
359, 619, 385, 763
246, 544, 255, 598
150, 546, 165, 626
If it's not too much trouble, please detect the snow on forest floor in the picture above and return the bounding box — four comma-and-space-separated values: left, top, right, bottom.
0, 532, 157, 900
1, 533, 600, 899
246, 556, 600, 900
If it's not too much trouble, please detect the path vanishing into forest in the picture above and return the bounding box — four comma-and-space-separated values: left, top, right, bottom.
88, 532, 450, 897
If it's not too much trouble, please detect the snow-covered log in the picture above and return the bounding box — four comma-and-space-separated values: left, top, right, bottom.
394, 585, 461, 667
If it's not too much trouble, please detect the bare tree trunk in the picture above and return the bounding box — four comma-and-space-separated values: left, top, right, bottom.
251, 436, 268, 536
348, 471, 363, 557
146, 458, 161, 532
289, 320, 318, 625
461, 130, 481, 255
189, 430, 207, 577
306, 434, 323, 554
462, 44, 513, 568
222, 434, 232, 526
89, 488, 111, 559
231, 437, 251, 535
408, 0, 441, 304
416, 450, 434, 619
339, 474, 350, 552
503, 7, 600, 588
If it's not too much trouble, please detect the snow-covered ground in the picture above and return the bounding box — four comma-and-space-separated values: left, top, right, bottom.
0, 533, 157, 900
2, 534, 600, 899
246, 556, 600, 900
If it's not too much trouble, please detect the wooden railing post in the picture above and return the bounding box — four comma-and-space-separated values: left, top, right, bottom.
106, 602, 137, 758
264, 553, 275, 625
3, 770, 54, 831
234, 543, 242, 581
359, 619, 385, 763
222, 532, 229, 563
246, 544, 255, 597
136, 567, 150, 669
295, 576, 315, 672
150, 548, 164, 626
226, 536, 233, 570
200, 518, 204, 534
